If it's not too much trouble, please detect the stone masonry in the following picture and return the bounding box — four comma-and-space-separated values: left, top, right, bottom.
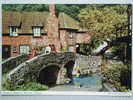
2, 54, 28, 73
75, 55, 102, 75
6, 52, 76, 89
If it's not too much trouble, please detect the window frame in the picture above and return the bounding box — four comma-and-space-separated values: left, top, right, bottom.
9, 26, 18, 37
19, 45, 30, 54
32, 26, 41, 37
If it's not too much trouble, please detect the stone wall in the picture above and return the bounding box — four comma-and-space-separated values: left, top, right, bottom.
2, 54, 28, 73
75, 55, 102, 75
6, 52, 75, 89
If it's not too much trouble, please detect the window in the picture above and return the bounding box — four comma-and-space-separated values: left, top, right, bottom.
9, 26, 18, 36
68, 32, 73, 39
20, 45, 30, 54
33, 27, 41, 37
68, 46, 75, 52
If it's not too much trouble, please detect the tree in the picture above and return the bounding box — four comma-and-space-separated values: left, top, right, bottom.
2, 4, 49, 12
2, 4, 86, 20
78, 5, 128, 41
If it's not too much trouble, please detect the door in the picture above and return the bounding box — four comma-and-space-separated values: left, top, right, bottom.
20, 45, 30, 54
2, 45, 11, 58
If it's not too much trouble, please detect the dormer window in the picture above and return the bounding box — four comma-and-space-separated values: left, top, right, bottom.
33, 27, 41, 37
9, 26, 18, 36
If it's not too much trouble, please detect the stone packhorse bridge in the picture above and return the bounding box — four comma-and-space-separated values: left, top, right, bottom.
6, 52, 76, 89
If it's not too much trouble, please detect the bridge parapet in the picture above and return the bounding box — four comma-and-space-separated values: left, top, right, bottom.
2, 54, 28, 73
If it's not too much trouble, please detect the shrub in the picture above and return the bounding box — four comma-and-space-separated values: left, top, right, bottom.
101, 60, 131, 92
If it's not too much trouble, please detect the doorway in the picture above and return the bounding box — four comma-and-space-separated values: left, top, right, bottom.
2, 45, 11, 59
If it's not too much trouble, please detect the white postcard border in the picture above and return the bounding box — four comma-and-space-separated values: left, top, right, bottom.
0, 0, 133, 96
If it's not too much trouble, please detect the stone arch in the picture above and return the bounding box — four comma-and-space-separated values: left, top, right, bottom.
38, 64, 60, 87
64, 60, 75, 79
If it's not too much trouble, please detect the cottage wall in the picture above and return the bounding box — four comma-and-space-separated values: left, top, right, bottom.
59, 30, 68, 51
59, 30, 77, 52
2, 36, 32, 56
2, 35, 56, 57
76, 33, 91, 44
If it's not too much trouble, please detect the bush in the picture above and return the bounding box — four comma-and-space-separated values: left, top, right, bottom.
79, 38, 104, 55
101, 60, 131, 92
2, 80, 11, 90
3, 81, 48, 91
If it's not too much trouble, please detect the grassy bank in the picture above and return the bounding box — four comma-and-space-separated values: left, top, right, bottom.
2, 79, 48, 91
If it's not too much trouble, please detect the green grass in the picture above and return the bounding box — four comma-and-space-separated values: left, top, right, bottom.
2, 81, 48, 91
15, 82, 48, 91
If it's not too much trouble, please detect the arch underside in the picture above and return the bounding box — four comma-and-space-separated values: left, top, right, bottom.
38, 65, 60, 87
38, 60, 75, 87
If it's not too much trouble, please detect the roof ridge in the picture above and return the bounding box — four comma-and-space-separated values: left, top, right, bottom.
62, 12, 67, 28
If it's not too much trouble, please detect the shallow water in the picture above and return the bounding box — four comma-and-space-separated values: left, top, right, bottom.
66, 74, 102, 87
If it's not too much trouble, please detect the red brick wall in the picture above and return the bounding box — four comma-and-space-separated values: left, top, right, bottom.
59, 30, 68, 51
2, 36, 33, 56
2, 35, 53, 57
2, 32, 91, 57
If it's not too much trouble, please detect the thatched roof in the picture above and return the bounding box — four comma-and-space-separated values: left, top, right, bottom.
58, 12, 80, 30
2, 11, 49, 34
58, 12, 88, 32
2, 11, 88, 34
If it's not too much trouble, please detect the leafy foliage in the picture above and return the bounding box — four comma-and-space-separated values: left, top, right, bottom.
79, 38, 104, 55
2, 4, 49, 12
78, 5, 128, 41
2, 4, 86, 20
101, 60, 131, 92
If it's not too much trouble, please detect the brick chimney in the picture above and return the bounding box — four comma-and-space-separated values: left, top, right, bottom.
47, 4, 61, 51
49, 4, 56, 16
